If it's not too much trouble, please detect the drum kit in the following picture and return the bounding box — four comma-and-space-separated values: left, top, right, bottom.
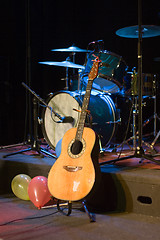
40, 25, 160, 155
2, 24, 160, 160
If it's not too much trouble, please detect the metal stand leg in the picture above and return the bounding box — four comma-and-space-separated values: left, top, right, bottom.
143, 95, 160, 136
56, 199, 96, 222
82, 200, 96, 222
132, 96, 138, 150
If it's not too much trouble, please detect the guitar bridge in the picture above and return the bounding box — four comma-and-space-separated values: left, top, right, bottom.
63, 166, 83, 172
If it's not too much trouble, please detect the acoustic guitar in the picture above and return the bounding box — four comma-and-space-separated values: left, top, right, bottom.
48, 57, 101, 202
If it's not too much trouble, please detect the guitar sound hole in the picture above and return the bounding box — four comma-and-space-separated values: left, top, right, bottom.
71, 140, 83, 155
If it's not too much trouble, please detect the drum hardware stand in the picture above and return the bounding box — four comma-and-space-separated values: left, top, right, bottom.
122, 93, 160, 154
99, 0, 160, 166
68, 51, 80, 91
61, 55, 80, 91
115, 94, 159, 155
142, 95, 160, 137
60, 57, 70, 90
3, 83, 58, 159
62, 48, 80, 91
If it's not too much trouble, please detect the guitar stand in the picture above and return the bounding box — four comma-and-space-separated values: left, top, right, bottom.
56, 199, 96, 222
57, 200, 72, 216
82, 200, 96, 222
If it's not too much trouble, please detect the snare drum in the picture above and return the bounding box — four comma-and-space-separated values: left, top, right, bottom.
83, 51, 127, 93
123, 72, 157, 96
41, 90, 117, 149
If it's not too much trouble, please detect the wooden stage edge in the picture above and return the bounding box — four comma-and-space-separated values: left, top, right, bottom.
0, 141, 160, 217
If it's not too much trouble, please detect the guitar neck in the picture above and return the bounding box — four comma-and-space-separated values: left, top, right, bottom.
75, 58, 100, 141
75, 79, 93, 141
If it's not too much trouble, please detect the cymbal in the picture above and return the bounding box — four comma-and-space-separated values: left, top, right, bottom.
39, 61, 85, 69
116, 25, 160, 38
51, 45, 91, 53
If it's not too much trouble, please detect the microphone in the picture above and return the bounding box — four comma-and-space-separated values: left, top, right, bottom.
58, 116, 74, 123
88, 40, 104, 51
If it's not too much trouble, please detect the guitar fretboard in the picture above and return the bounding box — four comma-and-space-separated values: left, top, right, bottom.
75, 79, 94, 141
74, 59, 99, 141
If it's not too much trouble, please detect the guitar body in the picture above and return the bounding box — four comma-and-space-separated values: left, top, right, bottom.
48, 127, 100, 201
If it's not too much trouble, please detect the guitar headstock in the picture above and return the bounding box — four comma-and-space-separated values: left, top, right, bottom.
88, 56, 101, 80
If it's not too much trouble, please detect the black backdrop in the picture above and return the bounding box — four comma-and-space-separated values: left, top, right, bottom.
0, 0, 160, 145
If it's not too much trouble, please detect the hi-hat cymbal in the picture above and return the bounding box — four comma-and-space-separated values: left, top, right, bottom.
116, 25, 160, 38
51, 45, 91, 53
39, 60, 85, 69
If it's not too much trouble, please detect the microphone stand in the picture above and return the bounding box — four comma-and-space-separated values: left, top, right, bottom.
2, 80, 74, 158
3, 83, 57, 159
2, 0, 56, 159
100, 0, 160, 166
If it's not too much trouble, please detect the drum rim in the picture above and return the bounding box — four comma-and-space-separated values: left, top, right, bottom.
82, 73, 122, 91
88, 50, 124, 60
85, 51, 127, 88
99, 93, 117, 146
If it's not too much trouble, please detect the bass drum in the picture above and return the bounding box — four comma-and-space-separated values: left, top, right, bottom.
41, 90, 117, 149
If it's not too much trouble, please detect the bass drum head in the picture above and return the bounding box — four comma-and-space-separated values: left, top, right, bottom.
42, 90, 117, 150
41, 91, 81, 150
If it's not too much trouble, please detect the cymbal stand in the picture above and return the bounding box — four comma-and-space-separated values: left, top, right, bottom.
3, 83, 57, 158
61, 57, 70, 90
143, 98, 160, 137
132, 96, 138, 151
142, 93, 160, 153
112, 95, 158, 154
62, 55, 77, 90
100, 0, 160, 166
68, 46, 83, 91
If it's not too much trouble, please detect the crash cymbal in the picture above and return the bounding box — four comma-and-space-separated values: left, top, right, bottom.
39, 60, 85, 69
116, 25, 160, 38
51, 45, 91, 53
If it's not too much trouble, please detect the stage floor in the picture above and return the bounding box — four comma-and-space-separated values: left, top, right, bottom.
1, 139, 160, 239
1, 193, 160, 240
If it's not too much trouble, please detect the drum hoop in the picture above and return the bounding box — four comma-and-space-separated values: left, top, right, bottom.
101, 94, 117, 145
82, 73, 122, 90
98, 74, 122, 89
87, 50, 127, 65
88, 50, 122, 59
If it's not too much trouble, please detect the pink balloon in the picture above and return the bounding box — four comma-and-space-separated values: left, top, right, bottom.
28, 176, 51, 209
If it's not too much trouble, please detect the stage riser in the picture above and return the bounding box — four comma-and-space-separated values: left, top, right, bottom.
0, 152, 160, 217
86, 167, 160, 217
0, 153, 52, 195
